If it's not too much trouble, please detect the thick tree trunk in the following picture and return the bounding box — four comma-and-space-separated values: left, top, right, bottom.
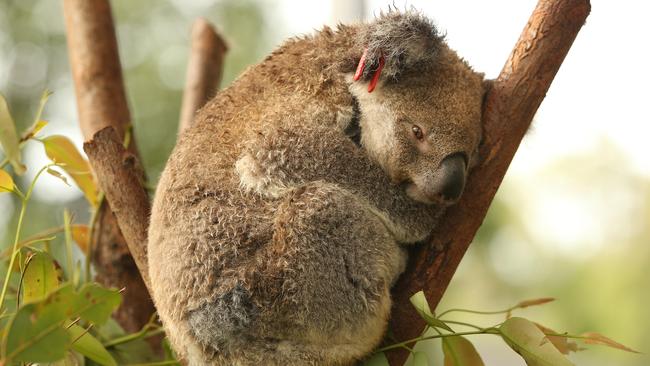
62, 0, 155, 332
386, 0, 591, 364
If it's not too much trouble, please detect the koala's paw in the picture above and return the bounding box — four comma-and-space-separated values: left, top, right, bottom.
187, 283, 258, 354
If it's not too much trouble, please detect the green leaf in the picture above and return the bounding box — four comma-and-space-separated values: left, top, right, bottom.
443, 335, 485, 366
76, 283, 122, 325
68, 323, 117, 366
412, 351, 429, 366
363, 352, 390, 366
499, 317, 574, 366
2, 302, 71, 363
0, 93, 25, 175
42, 135, 98, 206
2, 283, 122, 364
409, 291, 452, 331
0, 169, 14, 193
21, 251, 60, 304
50, 351, 84, 366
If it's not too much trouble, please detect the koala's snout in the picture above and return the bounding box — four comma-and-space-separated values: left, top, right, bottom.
407, 152, 467, 205
436, 153, 467, 202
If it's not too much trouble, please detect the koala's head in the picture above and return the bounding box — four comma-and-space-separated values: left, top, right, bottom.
347, 11, 485, 205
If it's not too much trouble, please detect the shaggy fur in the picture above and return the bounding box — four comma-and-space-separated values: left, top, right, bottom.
148, 11, 485, 366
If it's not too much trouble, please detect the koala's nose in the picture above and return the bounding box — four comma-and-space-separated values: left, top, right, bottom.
434, 153, 467, 203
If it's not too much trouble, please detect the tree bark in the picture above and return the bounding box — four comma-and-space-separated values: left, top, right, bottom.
83, 127, 151, 290
63, 0, 155, 332
386, 0, 591, 364
179, 18, 228, 133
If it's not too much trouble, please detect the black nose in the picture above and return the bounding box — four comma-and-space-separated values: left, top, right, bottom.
437, 153, 467, 202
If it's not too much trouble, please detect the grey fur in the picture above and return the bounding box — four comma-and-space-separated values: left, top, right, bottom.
148, 11, 485, 366
358, 10, 443, 80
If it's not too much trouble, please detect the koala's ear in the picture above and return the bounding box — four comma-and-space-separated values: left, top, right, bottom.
356, 11, 443, 81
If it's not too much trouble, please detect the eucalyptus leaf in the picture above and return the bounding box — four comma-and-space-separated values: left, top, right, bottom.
2, 302, 71, 363
42, 135, 98, 206
443, 335, 485, 366
76, 283, 122, 325
21, 250, 60, 304
363, 352, 390, 366
409, 291, 452, 331
68, 323, 117, 366
0, 169, 14, 193
412, 351, 429, 366
0, 93, 25, 174
499, 317, 573, 366
2, 283, 122, 364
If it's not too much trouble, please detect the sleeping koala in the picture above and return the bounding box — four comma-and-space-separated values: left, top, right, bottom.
148, 11, 485, 366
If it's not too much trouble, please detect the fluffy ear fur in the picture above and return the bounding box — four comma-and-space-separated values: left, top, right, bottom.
356, 11, 443, 80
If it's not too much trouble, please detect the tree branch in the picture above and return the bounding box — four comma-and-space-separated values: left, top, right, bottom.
83, 127, 151, 290
63, 0, 155, 332
387, 0, 591, 364
179, 18, 228, 133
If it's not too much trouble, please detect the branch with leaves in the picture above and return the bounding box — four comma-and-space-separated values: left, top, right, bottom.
387, 0, 592, 364
365, 293, 638, 366
0, 94, 177, 365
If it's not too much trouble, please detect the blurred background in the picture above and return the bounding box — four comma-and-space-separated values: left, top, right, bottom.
0, 0, 648, 364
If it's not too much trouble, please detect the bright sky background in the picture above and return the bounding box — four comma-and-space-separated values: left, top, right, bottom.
271, 0, 650, 177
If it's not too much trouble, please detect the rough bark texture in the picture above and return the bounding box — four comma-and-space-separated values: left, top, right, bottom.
84, 127, 151, 290
63, 0, 155, 332
179, 18, 228, 133
386, 0, 591, 364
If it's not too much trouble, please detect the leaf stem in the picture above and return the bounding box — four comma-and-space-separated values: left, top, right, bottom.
376, 329, 500, 353
85, 191, 104, 282
438, 307, 516, 318
104, 327, 165, 348
0, 164, 54, 313
124, 361, 180, 366
440, 320, 485, 331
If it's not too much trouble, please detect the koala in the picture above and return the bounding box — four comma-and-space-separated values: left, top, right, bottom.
148, 11, 485, 366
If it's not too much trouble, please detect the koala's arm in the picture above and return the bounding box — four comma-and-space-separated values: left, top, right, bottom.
235, 108, 440, 243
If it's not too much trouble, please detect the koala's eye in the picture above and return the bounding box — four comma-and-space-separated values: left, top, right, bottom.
412, 125, 424, 140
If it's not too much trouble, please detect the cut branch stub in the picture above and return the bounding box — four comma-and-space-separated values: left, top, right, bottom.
83, 127, 151, 291
179, 18, 228, 133
387, 0, 591, 364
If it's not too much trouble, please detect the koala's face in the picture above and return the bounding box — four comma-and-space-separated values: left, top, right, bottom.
349, 50, 484, 205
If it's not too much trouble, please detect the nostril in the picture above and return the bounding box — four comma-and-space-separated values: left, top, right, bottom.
438, 152, 468, 202
440, 169, 465, 201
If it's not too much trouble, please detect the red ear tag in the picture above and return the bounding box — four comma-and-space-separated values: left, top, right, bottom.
367, 54, 385, 93
353, 48, 368, 81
